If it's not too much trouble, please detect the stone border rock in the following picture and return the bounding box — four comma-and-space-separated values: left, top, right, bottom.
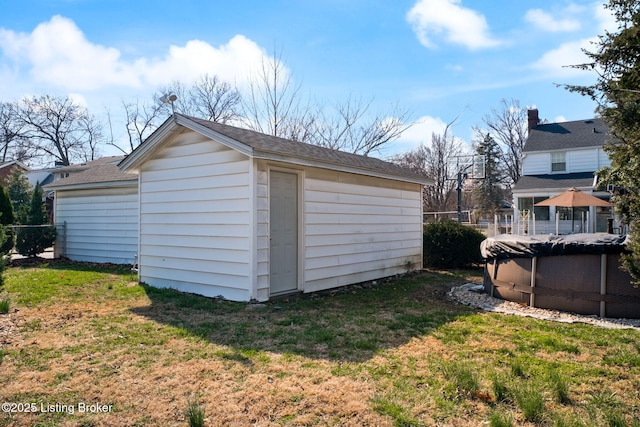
448, 283, 640, 330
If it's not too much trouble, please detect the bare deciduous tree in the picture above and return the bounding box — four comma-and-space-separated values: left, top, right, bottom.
393, 122, 463, 211
158, 74, 242, 123
0, 101, 29, 162
18, 95, 103, 166
478, 98, 528, 186
116, 99, 166, 154
241, 49, 412, 155
311, 97, 412, 156
241, 49, 305, 139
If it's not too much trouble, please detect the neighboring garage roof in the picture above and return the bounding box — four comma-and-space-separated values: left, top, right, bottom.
44, 159, 137, 190
119, 114, 434, 185
525, 118, 610, 152
512, 172, 596, 192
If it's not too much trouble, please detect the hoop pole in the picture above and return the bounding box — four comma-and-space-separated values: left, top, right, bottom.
457, 171, 463, 223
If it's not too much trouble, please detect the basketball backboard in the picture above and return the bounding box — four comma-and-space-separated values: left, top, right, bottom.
446, 155, 485, 180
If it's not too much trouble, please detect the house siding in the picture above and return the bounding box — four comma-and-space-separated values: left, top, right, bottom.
523, 148, 606, 175
138, 130, 253, 300
302, 168, 423, 293
569, 149, 598, 172
522, 153, 549, 175
597, 148, 611, 169
54, 187, 138, 264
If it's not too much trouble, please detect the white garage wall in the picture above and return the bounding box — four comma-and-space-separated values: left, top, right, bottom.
55, 186, 138, 264
138, 130, 253, 301
303, 168, 423, 292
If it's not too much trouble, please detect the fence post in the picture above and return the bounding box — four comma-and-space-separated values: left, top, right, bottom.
532, 212, 536, 235
54, 221, 66, 258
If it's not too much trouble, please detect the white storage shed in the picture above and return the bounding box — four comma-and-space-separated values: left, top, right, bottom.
45, 160, 139, 264
119, 114, 432, 302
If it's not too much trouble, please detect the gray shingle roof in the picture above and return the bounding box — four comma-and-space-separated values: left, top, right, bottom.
512, 172, 596, 191
181, 115, 431, 184
524, 118, 610, 152
44, 161, 137, 189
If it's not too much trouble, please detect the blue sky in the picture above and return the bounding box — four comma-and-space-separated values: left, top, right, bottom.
0, 0, 614, 158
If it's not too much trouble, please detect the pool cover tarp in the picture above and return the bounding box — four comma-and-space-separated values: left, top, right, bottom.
481, 233, 629, 260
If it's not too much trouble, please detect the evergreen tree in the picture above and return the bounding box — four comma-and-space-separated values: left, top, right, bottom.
471, 133, 506, 219
0, 184, 15, 255
15, 182, 56, 257
564, 0, 640, 283
6, 168, 31, 224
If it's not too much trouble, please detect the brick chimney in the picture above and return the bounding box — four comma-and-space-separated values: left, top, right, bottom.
527, 108, 539, 131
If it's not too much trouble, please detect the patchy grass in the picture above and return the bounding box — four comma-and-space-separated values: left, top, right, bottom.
1, 262, 640, 426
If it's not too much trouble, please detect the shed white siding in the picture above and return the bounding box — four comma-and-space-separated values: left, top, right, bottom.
138, 130, 253, 301
54, 187, 138, 264
302, 168, 423, 293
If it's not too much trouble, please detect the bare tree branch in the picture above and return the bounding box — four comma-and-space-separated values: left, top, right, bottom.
392, 121, 462, 211
479, 98, 528, 186
158, 75, 241, 123
18, 95, 103, 166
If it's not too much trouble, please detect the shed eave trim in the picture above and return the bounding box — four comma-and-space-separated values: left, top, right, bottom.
47, 180, 139, 192
253, 150, 433, 185
174, 115, 253, 157
118, 117, 181, 172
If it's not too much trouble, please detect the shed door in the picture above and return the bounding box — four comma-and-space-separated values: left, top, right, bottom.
269, 171, 299, 295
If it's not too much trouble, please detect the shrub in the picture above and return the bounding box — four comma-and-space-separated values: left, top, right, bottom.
15, 182, 56, 258
0, 185, 15, 255
15, 226, 56, 257
1, 227, 14, 257
423, 219, 486, 268
0, 253, 5, 288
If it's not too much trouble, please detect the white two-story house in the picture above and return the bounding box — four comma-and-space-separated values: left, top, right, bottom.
512, 109, 612, 234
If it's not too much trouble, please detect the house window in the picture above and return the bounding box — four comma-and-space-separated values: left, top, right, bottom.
551, 152, 566, 172
518, 197, 549, 220
533, 197, 550, 220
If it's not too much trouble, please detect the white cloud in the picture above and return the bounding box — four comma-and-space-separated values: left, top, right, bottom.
528, 3, 620, 78
525, 8, 580, 32
594, 2, 617, 34
402, 116, 448, 145
137, 35, 269, 88
0, 16, 139, 90
0, 15, 274, 93
530, 37, 596, 77
383, 115, 452, 155
406, 0, 502, 50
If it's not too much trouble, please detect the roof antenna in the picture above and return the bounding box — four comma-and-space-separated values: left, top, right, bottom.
160, 94, 178, 114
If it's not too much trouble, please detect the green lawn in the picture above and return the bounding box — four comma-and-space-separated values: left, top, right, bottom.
0, 262, 639, 426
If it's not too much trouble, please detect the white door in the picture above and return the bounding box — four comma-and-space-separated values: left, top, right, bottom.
269, 171, 299, 295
